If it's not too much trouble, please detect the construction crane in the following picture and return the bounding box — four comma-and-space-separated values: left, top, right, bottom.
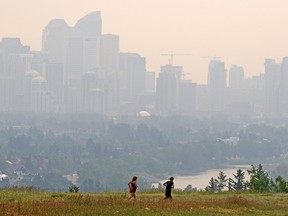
161, 51, 193, 65
201, 55, 222, 61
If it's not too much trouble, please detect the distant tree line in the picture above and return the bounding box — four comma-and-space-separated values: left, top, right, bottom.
206, 164, 288, 193
0, 113, 288, 191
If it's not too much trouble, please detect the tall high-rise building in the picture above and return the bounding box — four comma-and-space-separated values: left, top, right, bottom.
30, 76, 47, 112
0, 38, 30, 110
227, 64, 247, 105
65, 36, 84, 81
74, 11, 102, 74
100, 34, 119, 78
128, 55, 146, 99
65, 11, 102, 80
0, 38, 29, 58
42, 19, 69, 64
156, 64, 181, 115
119, 53, 146, 103
25, 70, 40, 109
207, 60, 226, 111
265, 59, 280, 115
97, 34, 120, 115
63, 79, 81, 113
178, 80, 196, 115
0, 38, 30, 78
229, 64, 244, 89
81, 71, 98, 112
279, 57, 288, 114
45, 62, 64, 111
83, 38, 100, 73
243, 74, 265, 116
74, 11, 102, 38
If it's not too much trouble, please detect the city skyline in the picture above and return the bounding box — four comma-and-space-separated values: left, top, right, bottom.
1, 0, 288, 84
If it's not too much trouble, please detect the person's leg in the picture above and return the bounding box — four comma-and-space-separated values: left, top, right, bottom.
128, 192, 132, 200
128, 192, 136, 200
164, 192, 171, 200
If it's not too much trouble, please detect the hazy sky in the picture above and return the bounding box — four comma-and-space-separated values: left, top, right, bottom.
1, 0, 288, 84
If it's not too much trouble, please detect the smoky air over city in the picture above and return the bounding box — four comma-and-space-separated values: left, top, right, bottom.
1, 0, 288, 197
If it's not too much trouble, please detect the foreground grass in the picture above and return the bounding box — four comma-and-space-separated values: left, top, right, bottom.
0, 188, 288, 215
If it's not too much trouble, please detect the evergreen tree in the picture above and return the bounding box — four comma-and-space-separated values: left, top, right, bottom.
206, 177, 218, 192
270, 176, 288, 193
230, 169, 246, 190
215, 171, 228, 191
247, 164, 270, 191
69, 184, 80, 193
228, 178, 234, 191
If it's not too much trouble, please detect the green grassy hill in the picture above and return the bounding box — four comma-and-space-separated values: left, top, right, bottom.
0, 187, 288, 215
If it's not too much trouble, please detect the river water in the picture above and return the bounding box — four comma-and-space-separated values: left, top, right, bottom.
159, 165, 251, 190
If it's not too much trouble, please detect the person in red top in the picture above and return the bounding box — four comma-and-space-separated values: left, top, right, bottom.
128, 176, 138, 200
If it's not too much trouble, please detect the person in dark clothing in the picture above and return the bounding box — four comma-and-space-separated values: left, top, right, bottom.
128, 176, 138, 200
163, 177, 174, 200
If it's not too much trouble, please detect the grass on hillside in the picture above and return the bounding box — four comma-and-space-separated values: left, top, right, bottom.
0, 187, 288, 216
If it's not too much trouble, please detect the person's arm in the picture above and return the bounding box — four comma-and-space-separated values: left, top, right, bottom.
163, 181, 167, 186
128, 181, 131, 187
135, 181, 138, 188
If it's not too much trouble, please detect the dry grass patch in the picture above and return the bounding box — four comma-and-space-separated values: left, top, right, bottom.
0, 189, 288, 215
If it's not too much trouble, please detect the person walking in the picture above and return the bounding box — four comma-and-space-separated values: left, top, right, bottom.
128, 176, 138, 200
163, 177, 174, 200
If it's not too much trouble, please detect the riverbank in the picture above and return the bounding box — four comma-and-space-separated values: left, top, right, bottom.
160, 165, 251, 190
